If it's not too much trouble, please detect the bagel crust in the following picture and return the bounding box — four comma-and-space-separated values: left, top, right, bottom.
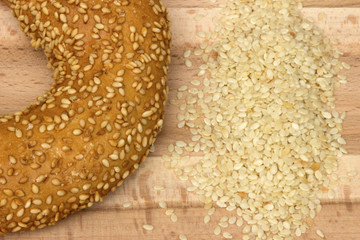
0, 0, 171, 234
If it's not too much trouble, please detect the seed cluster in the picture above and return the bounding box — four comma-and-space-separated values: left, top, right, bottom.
165, 0, 348, 239
0, 0, 170, 234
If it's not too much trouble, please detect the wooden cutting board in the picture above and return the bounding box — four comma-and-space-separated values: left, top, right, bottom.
0, 0, 360, 239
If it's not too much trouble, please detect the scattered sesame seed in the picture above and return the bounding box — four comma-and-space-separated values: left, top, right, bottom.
327, 189, 335, 199
184, 50, 191, 58
164, 0, 348, 239
122, 202, 132, 208
197, 31, 206, 38
72, 129, 83, 136
214, 226, 221, 235
316, 229, 325, 238
159, 201, 167, 209
170, 213, 178, 222
204, 215, 210, 224
153, 185, 165, 191
179, 234, 187, 240
347, 170, 358, 177
342, 62, 351, 70
142, 224, 154, 231
185, 59, 193, 68
222, 232, 232, 239
165, 209, 174, 216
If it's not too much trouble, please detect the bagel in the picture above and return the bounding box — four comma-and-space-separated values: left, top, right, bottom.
0, 0, 171, 234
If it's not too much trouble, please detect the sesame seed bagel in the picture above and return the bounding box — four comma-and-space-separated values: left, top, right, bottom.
0, 0, 170, 234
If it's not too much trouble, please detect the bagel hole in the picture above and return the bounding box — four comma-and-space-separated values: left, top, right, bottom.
0, 3, 53, 115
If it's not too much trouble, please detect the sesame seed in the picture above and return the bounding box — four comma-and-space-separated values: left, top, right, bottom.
122, 202, 132, 208
214, 226, 221, 235
185, 59, 192, 68
142, 224, 154, 231
342, 62, 351, 69
72, 129, 83, 136
79, 194, 89, 201
327, 189, 335, 199
204, 215, 210, 224
57, 190, 66, 197
165, 209, 174, 216
159, 201, 167, 209
31, 184, 39, 194
142, 110, 153, 118
130, 26, 136, 33
347, 170, 358, 177
8, 156, 17, 164
163, 0, 347, 239
316, 229, 325, 238
223, 232, 232, 239
153, 185, 165, 190
102, 159, 110, 168
15, 129, 23, 138
59, 14, 67, 23
170, 213, 178, 222
179, 234, 187, 240
184, 50, 191, 58
95, 23, 104, 29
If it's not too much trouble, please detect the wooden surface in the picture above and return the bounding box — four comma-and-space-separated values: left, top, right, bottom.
1, 0, 360, 239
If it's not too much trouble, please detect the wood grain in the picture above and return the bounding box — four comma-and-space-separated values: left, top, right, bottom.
0, 203, 359, 240
0, 1, 360, 240
164, 0, 360, 8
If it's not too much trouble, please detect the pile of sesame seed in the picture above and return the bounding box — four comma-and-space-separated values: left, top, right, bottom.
164, 0, 349, 239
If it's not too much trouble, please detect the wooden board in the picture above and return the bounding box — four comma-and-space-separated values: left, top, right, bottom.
0, 1, 360, 239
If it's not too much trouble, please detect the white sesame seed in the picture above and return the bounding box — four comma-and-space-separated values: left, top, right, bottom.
142, 110, 153, 118
122, 202, 132, 208
72, 129, 83, 135
178, 85, 188, 92
228, 216, 236, 225
164, 0, 347, 239
322, 111, 332, 119
185, 59, 193, 68
179, 234, 187, 240
165, 209, 174, 216
159, 201, 167, 209
327, 189, 335, 199
184, 50, 191, 58
208, 208, 215, 216
153, 185, 165, 191
214, 226, 221, 235
204, 215, 210, 224
236, 218, 243, 227
347, 170, 358, 177
342, 62, 351, 69
223, 231, 232, 239
170, 213, 178, 222
316, 229, 325, 238
142, 224, 154, 231
197, 31, 206, 38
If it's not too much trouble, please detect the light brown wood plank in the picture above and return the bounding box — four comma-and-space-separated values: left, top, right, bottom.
163, 0, 360, 8
0, 203, 359, 240
166, 8, 360, 55
42, 154, 358, 208
304, 1, 360, 8
0, 46, 52, 114
2, 8, 360, 54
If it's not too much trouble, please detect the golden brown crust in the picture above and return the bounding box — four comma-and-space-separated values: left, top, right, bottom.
0, 0, 171, 234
